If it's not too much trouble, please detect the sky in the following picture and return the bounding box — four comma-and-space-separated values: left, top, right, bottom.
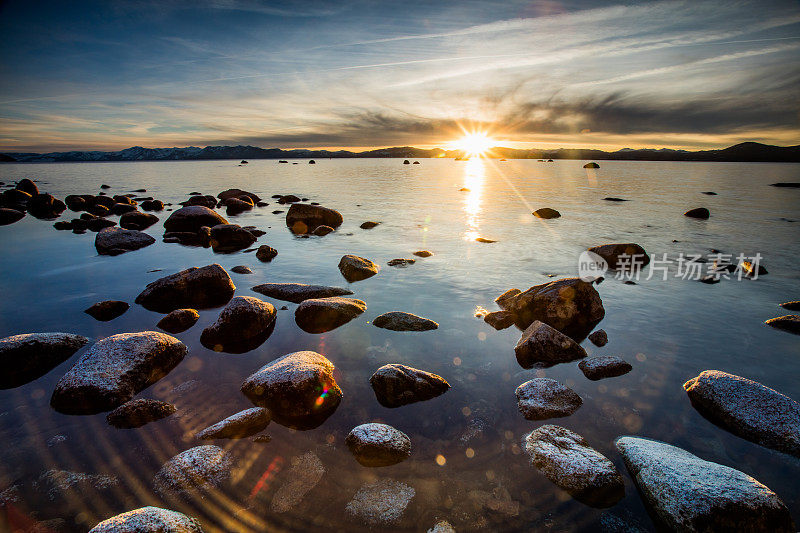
0, 0, 798, 152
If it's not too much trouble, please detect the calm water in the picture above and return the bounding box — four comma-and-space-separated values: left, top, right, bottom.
0, 158, 799, 532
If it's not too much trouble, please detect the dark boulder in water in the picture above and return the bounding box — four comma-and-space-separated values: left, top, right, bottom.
278, 194, 301, 204
156, 308, 200, 334
87, 218, 117, 232
0, 208, 25, 225
200, 296, 276, 353
372, 311, 438, 331
251, 282, 353, 303
387, 258, 415, 267
583, 162, 600, 168
209, 224, 256, 253
84, 300, 129, 321
515, 320, 587, 368
180, 194, 217, 208
295, 296, 366, 333
338, 254, 379, 282
765, 315, 800, 334
578, 356, 631, 380
369, 363, 450, 408
360, 221, 380, 229
516, 378, 582, 420
225, 197, 253, 216
684, 207, 710, 219
779, 301, 800, 311
140, 199, 164, 211
483, 310, 515, 330
533, 207, 561, 219
95, 227, 155, 255
110, 203, 137, 216
28, 193, 66, 219
217, 188, 261, 203
603, 197, 628, 202
164, 206, 228, 233
256, 245, 278, 262
770, 182, 800, 188
119, 211, 158, 230
285, 203, 343, 234
311, 224, 334, 236
196, 407, 270, 440
15, 178, 38, 196
106, 399, 176, 429
588, 243, 650, 269
346, 423, 411, 467
135, 264, 235, 313
587, 329, 608, 346
0, 332, 89, 389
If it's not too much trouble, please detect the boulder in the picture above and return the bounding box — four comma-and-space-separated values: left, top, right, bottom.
588, 243, 650, 269
106, 399, 176, 429
514, 321, 587, 368
616, 436, 794, 532
779, 301, 800, 311
360, 221, 380, 229
135, 264, 235, 313
583, 162, 600, 168
684, 207, 710, 219
241, 351, 342, 428
157, 309, 200, 334
196, 407, 270, 439
346, 479, 415, 526
483, 310, 515, 330
111, 203, 137, 216
225, 197, 253, 216
311, 224, 334, 236
533, 207, 561, 219
95, 227, 155, 255
230, 265, 252, 274
579, 356, 631, 380
140, 199, 164, 211
369, 363, 450, 407
285, 203, 343, 234
200, 296, 276, 353
217, 188, 261, 203
603, 197, 628, 202
153, 445, 231, 498
119, 211, 158, 230
180, 195, 217, 208
28, 193, 66, 219
740, 260, 768, 277
51, 331, 187, 414
87, 218, 117, 232
0, 332, 89, 389
89, 506, 203, 532
295, 296, 366, 333
2, 188, 32, 208
524, 425, 624, 507
372, 311, 438, 331
163, 206, 228, 233
501, 277, 605, 339
278, 194, 301, 204
495, 288, 521, 309
413, 250, 433, 257
339, 254, 379, 282
346, 423, 412, 467
256, 245, 278, 262
771, 182, 800, 188
515, 378, 582, 420
387, 258, 415, 267
84, 300, 129, 321
587, 329, 608, 346
251, 282, 353, 303
684, 370, 800, 457
765, 315, 800, 334
0, 208, 25, 225
209, 224, 256, 253
15, 178, 38, 196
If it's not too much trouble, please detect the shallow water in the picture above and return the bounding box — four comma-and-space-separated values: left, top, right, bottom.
0, 158, 798, 532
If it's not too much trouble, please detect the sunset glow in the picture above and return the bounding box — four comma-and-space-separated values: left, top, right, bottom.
452, 133, 495, 157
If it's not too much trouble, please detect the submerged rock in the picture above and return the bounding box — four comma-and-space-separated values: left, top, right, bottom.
514, 320, 587, 368
135, 264, 235, 313
252, 282, 353, 303
256, 244, 278, 262
346, 423, 411, 467
285, 203, 343, 234
339, 254, 379, 282
241, 351, 342, 428
84, 300, 129, 321
271, 452, 325, 513
369, 363, 450, 407
200, 296, 276, 353
587, 329, 608, 346
524, 425, 624, 508
533, 207, 561, 219
587, 243, 650, 269
372, 311, 438, 331
579, 356, 631, 380
346, 479, 415, 526
616, 436, 794, 532
483, 310, 515, 330
684, 370, 800, 457
0, 332, 89, 389
196, 407, 270, 439
153, 445, 231, 498
295, 296, 366, 333
119, 211, 158, 230
515, 378, 582, 420
684, 207, 710, 219
164, 206, 228, 233
157, 309, 200, 334
51, 331, 187, 414
95, 227, 155, 255
106, 399, 176, 429
89, 506, 203, 532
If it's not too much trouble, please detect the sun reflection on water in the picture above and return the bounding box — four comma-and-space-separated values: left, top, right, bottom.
462, 158, 485, 241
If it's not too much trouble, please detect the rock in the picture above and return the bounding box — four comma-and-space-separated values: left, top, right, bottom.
346, 423, 411, 467
278, 194, 301, 204
15, 178, 38, 196
615, 436, 794, 532
87, 217, 117, 231
578, 356, 631, 380
89, 506, 203, 532
684, 207, 710, 219
514, 320, 587, 368
702, 191, 718, 195
308, 160, 315, 164
603, 197, 628, 201
587, 243, 650, 269
779, 301, 800, 311
0, 332, 89, 389
285, 203, 343, 234
119, 211, 158, 230
588, 329, 608, 346
180, 195, 217, 208
135, 264, 236, 313
387, 258, 415, 267
217, 188, 260, 203
28, 193, 66, 219
225, 197, 253, 216
495, 288, 521, 309
242, 351, 342, 428
163, 206, 228, 233
253, 435, 271, 442
583, 162, 600, 168
339, 254, 379, 282
196, 407, 270, 439
740, 260, 768, 277
157, 309, 200, 334
231, 265, 252, 274
346, 479, 415, 525
270, 452, 325, 513
295, 296, 366, 333
483, 310, 515, 330
153, 445, 231, 498
372, 311, 438, 331
369, 364, 450, 407
209, 224, 256, 253
475, 237, 496, 243
403, 160, 410, 164
140, 199, 164, 211
106, 399, 176, 428
413, 250, 433, 257
516, 378, 582, 420
2, 188, 33, 209
770, 182, 800, 188
51, 331, 187, 414
256, 244, 278, 262
500, 277, 605, 339
200, 296, 276, 353
311, 224, 334, 236
0, 208, 25, 225
360, 221, 380, 229
37, 469, 118, 501
533, 207, 561, 219
84, 300, 129, 321
95, 227, 155, 255
684, 370, 800, 457
252, 282, 353, 303
524, 425, 624, 507
111, 203, 137, 216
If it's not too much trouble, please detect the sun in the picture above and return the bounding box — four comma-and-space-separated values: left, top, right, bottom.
453, 133, 494, 156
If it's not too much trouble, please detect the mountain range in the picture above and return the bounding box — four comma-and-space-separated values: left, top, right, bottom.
1, 142, 798, 163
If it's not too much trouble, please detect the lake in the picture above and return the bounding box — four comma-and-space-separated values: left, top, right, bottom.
0, 158, 799, 532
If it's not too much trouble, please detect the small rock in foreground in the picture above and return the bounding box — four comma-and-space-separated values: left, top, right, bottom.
578, 356, 632, 380
369, 363, 450, 408
84, 300, 129, 321
106, 399, 176, 429
196, 407, 270, 440
230, 265, 252, 274
135, 264, 235, 313
339, 254, 379, 282
515, 378, 582, 420
360, 221, 380, 229
372, 311, 438, 331
346, 423, 411, 467
515, 320, 587, 368
157, 308, 200, 334
0, 332, 89, 389
295, 296, 366, 333
587, 329, 608, 346
256, 245, 278, 262
89, 506, 204, 532
153, 445, 231, 498
200, 296, 276, 353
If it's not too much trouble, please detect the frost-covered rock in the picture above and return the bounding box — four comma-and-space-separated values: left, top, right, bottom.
514, 320, 587, 368
346, 423, 411, 467
369, 364, 450, 407
372, 311, 438, 331
107, 398, 176, 428
346, 479, 415, 525
515, 378, 582, 420
252, 282, 353, 303
200, 296, 276, 353
89, 506, 204, 532
196, 407, 270, 439
153, 445, 231, 498
135, 264, 235, 313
